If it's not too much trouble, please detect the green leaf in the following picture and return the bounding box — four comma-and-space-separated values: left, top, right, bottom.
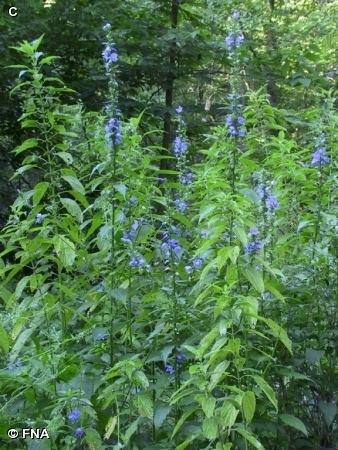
252, 375, 278, 411
56, 152, 73, 165
14, 138, 38, 155
279, 414, 308, 436
242, 391, 256, 424
202, 417, 218, 439
61, 175, 85, 195
60, 198, 83, 223
243, 267, 264, 293
201, 396, 216, 418
123, 418, 140, 444
104, 416, 117, 440
154, 405, 171, 429
53, 235, 76, 267
0, 324, 10, 355
85, 428, 102, 450
319, 401, 337, 426
172, 408, 196, 438
220, 401, 238, 429
33, 182, 49, 206
134, 393, 153, 419
305, 348, 324, 364
235, 427, 265, 449
261, 318, 292, 354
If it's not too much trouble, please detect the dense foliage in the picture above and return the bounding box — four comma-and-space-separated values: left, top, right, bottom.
0, 1, 337, 449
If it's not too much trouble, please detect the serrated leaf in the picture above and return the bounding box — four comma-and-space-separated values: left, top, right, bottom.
202, 417, 218, 439
56, 152, 73, 165
235, 427, 265, 449
243, 267, 264, 293
60, 198, 83, 223
252, 375, 278, 411
123, 417, 140, 444
33, 182, 49, 206
14, 138, 38, 155
242, 391, 256, 424
201, 396, 216, 418
172, 408, 196, 438
319, 401, 337, 426
279, 414, 308, 436
62, 175, 85, 195
104, 416, 117, 440
53, 235, 76, 267
85, 428, 102, 450
261, 318, 292, 354
134, 393, 153, 419
154, 405, 171, 429
221, 401, 238, 429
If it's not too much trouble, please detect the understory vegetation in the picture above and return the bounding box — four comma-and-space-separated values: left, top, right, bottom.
0, 1, 337, 449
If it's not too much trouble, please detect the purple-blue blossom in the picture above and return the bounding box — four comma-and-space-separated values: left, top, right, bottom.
129, 255, 146, 268
311, 147, 330, 167
177, 351, 186, 364
231, 10, 240, 20
225, 32, 244, 50
192, 258, 203, 269
249, 226, 259, 236
103, 23, 111, 32
165, 364, 174, 374
176, 105, 183, 114
179, 170, 193, 185
173, 136, 188, 158
68, 409, 81, 424
105, 117, 122, 146
174, 199, 188, 213
74, 427, 84, 438
102, 44, 118, 68
266, 195, 279, 211
35, 213, 46, 225
225, 114, 246, 137
245, 241, 263, 255
185, 265, 193, 274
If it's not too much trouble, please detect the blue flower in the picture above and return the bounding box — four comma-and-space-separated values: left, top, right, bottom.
179, 171, 193, 185
129, 255, 146, 268
129, 196, 137, 205
185, 265, 193, 274
225, 32, 244, 50
174, 199, 188, 213
231, 10, 240, 20
176, 105, 183, 114
74, 427, 84, 438
97, 332, 107, 341
266, 195, 278, 211
102, 44, 118, 68
225, 114, 246, 137
177, 352, 186, 364
192, 258, 203, 269
249, 226, 259, 236
165, 364, 174, 374
255, 184, 268, 199
103, 23, 111, 32
105, 117, 122, 145
35, 213, 46, 225
311, 147, 330, 167
245, 241, 263, 255
237, 116, 245, 126
68, 409, 81, 424
173, 136, 188, 158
